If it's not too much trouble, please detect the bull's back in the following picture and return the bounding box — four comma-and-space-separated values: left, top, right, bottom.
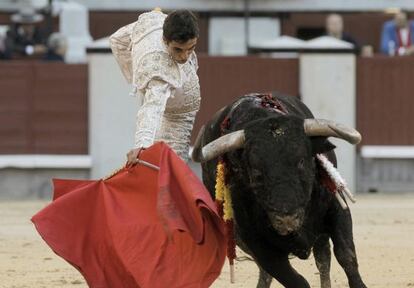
271, 92, 314, 119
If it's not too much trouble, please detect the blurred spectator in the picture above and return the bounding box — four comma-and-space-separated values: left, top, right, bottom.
43, 33, 67, 61
0, 26, 8, 59
381, 10, 414, 56
4, 7, 47, 58
325, 14, 360, 51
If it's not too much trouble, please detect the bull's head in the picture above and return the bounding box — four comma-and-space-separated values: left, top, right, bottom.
192, 116, 361, 236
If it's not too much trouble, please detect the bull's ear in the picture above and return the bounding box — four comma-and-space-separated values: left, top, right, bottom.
311, 137, 336, 155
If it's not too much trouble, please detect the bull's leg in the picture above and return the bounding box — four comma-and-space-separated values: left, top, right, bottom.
252, 250, 310, 288
256, 267, 272, 288
236, 228, 310, 287
313, 234, 332, 288
235, 234, 273, 288
330, 206, 367, 288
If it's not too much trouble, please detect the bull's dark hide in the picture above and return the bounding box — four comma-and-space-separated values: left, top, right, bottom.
199, 92, 367, 288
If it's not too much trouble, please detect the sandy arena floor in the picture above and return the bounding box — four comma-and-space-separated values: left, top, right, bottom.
0, 194, 414, 288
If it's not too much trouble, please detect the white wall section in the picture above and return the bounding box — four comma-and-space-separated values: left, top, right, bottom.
300, 53, 357, 192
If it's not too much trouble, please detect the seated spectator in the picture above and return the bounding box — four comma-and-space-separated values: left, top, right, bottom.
325, 13, 360, 51
4, 7, 47, 58
43, 33, 67, 62
381, 10, 414, 56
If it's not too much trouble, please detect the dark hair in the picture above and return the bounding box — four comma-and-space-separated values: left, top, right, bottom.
163, 10, 199, 43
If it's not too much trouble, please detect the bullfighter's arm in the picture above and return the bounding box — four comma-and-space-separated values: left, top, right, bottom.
134, 79, 173, 149
133, 51, 181, 148
109, 22, 135, 84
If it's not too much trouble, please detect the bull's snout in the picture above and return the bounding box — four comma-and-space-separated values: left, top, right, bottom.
268, 211, 304, 236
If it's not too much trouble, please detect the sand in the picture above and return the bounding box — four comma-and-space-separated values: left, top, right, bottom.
1, 194, 414, 288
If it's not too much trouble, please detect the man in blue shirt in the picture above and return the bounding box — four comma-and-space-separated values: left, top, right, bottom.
381, 11, 414, 56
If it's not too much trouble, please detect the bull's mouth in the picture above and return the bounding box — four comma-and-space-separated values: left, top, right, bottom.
269, 212, 304, 236
273, 224, 298, 236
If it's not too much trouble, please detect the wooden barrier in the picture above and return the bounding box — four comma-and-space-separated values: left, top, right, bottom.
1, 55, 413, 154
0, 62, 88, 154
357, 56, 414, 146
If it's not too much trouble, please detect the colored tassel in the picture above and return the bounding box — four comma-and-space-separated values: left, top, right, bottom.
215, 159, 237, 283
317, 154, 357, 209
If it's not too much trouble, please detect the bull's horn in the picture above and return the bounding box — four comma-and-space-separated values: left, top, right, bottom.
192, 130, 246, 163
304, 119, 362, 145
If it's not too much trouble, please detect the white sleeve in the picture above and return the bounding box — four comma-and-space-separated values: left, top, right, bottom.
109, 22, 135, 84
134, 79, 173, 148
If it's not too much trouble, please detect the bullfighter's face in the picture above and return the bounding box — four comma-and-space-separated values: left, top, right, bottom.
164, 37, 197, 64
242, 116, 317, 235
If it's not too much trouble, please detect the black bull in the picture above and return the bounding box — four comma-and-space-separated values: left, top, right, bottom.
192, 93, 367, 288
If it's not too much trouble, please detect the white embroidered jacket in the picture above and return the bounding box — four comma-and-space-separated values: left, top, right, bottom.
109, 10, 201, 161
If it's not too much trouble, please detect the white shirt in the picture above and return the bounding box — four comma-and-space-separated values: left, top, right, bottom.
400, 27, 410, 47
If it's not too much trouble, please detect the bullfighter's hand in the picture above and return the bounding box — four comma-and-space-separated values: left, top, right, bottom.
126, 147, 145, 167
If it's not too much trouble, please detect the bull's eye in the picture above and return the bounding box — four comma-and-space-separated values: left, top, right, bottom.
298, 158, 305, 169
